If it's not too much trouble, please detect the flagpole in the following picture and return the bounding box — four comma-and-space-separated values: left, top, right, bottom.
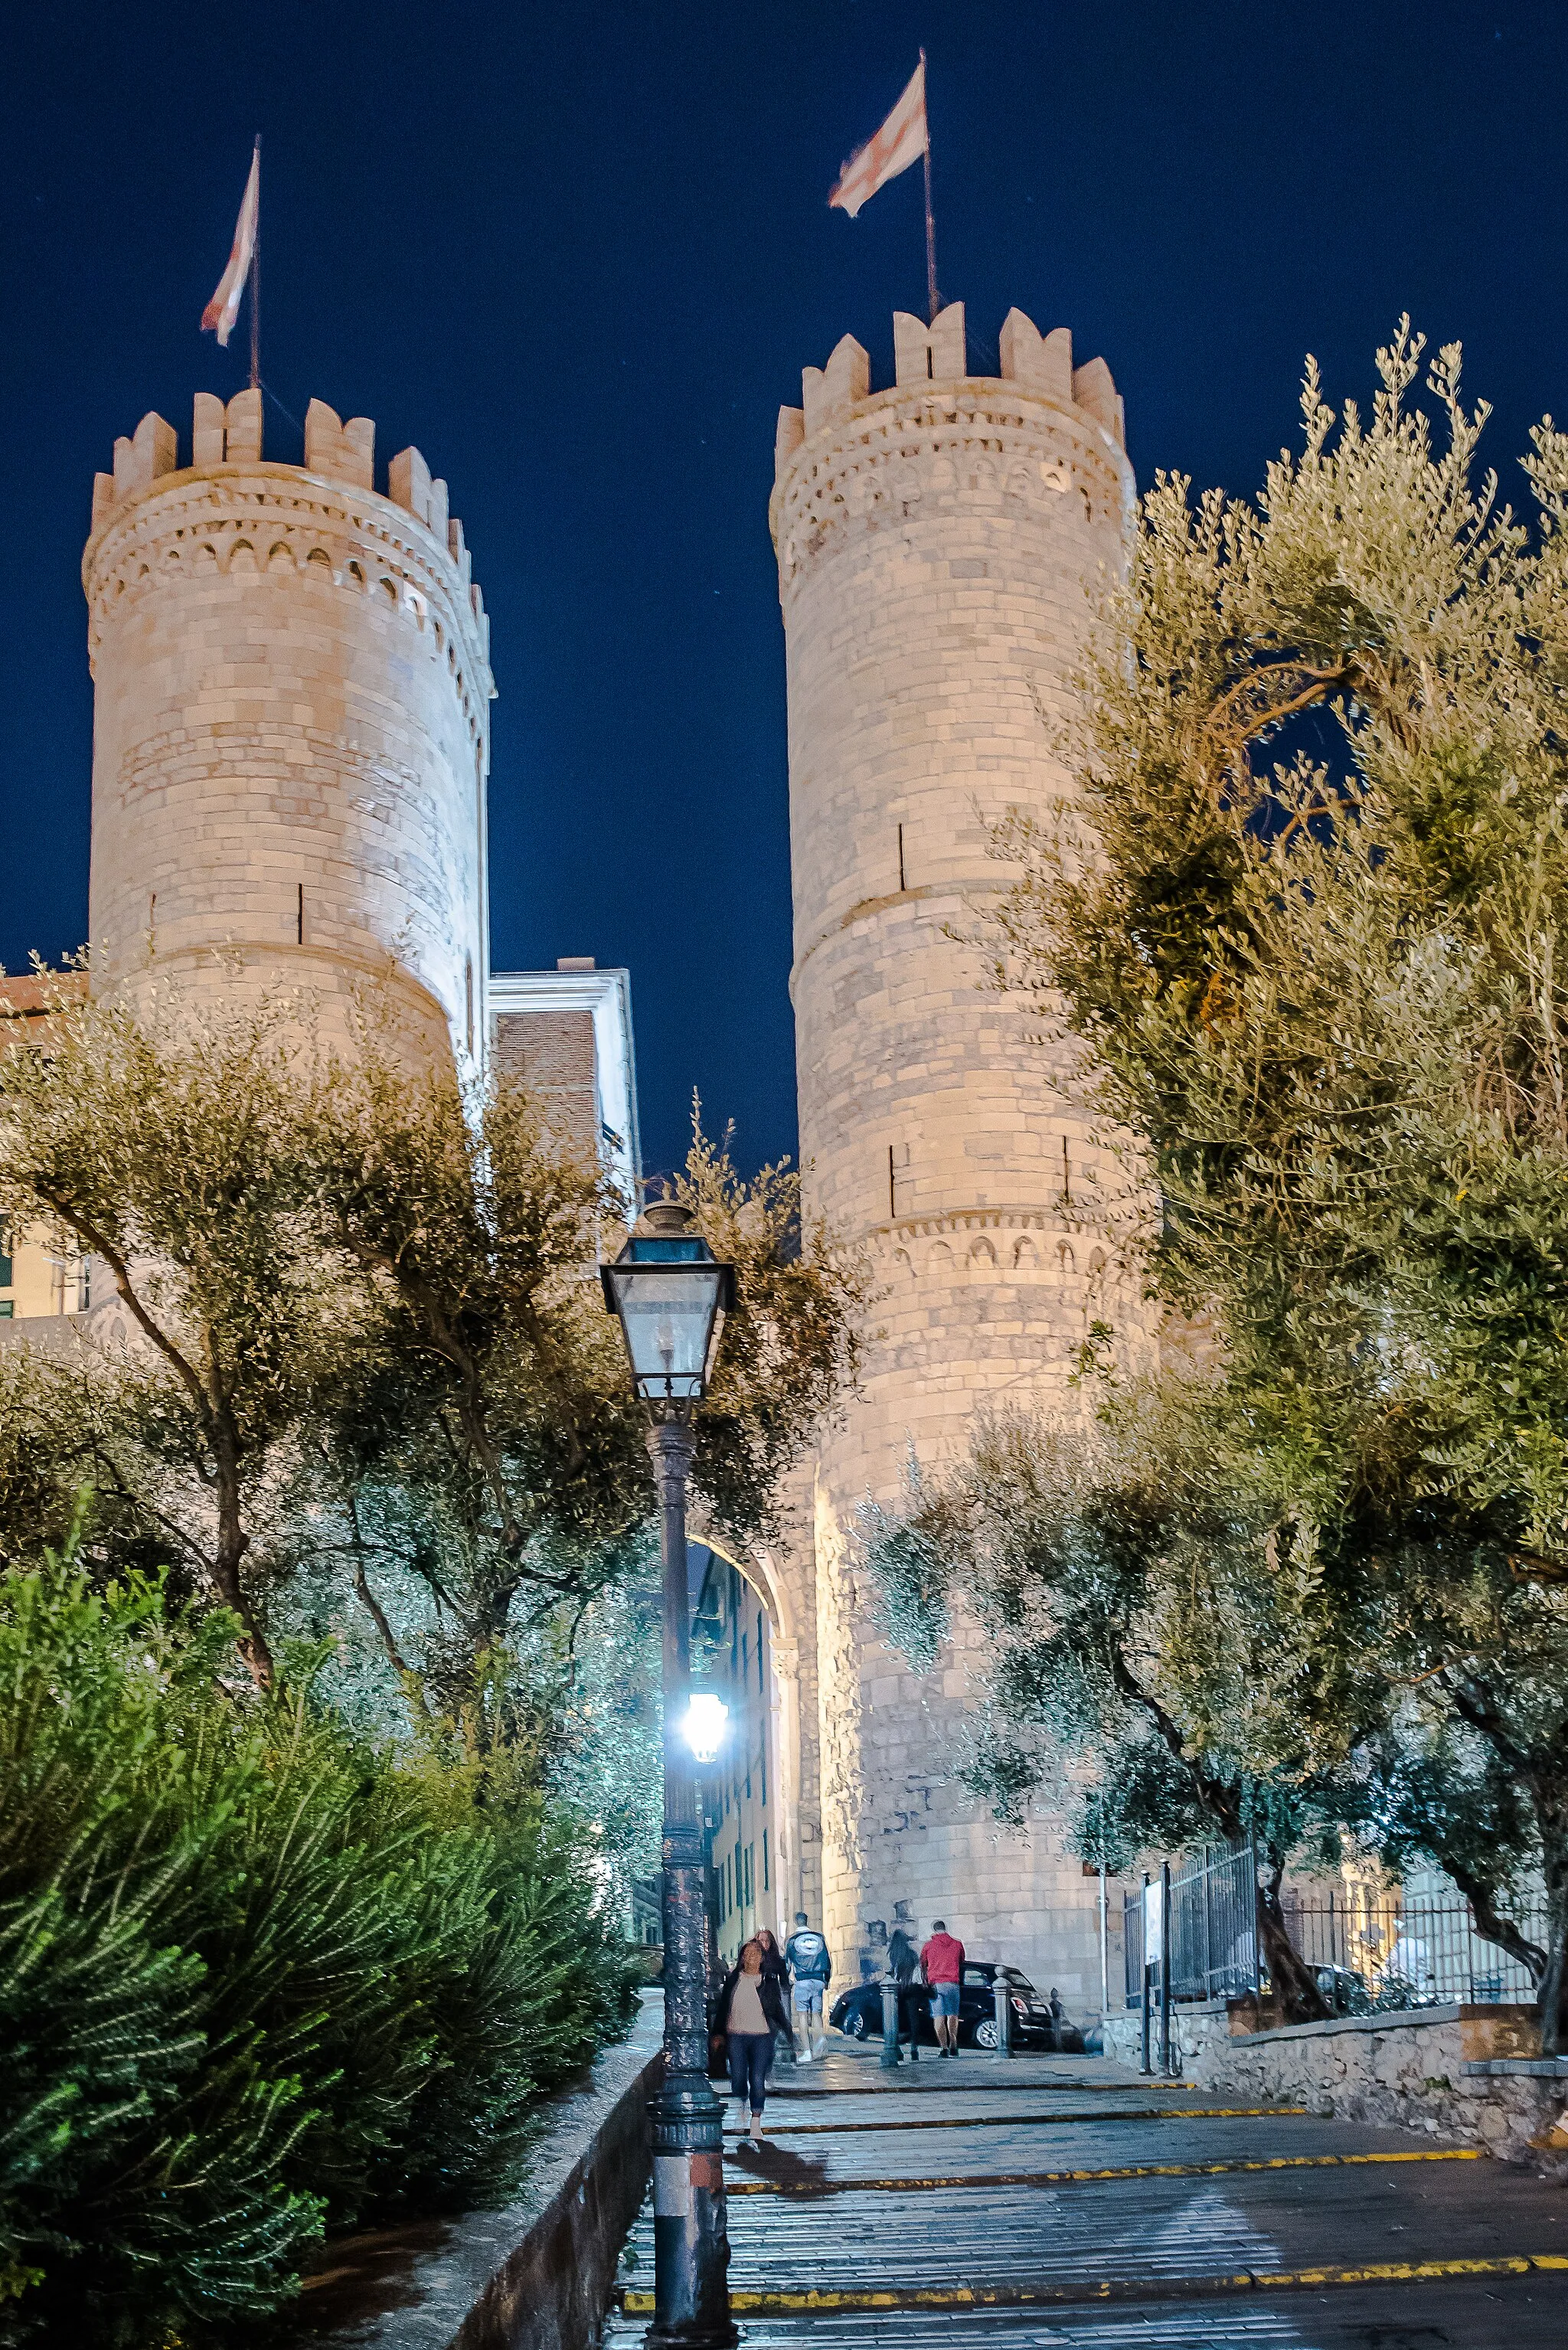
920, 49, 939, 323
248, 134, 262, 394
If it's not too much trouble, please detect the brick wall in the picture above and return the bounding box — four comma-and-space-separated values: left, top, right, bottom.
493, 1007, 599, 1165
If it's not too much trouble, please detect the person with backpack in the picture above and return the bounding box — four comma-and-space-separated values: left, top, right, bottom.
784, 1910, 831, 2061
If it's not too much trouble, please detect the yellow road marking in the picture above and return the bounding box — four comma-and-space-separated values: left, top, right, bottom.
726, 2148, 1481, 2195
733, 2106, 1308, 2136
621, 2254, 1568, 2315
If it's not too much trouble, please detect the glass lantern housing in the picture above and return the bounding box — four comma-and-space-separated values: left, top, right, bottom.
684, 1692, 729, 1764
600, 1208, 736, 1407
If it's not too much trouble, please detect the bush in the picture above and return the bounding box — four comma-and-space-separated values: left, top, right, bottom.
0, 1550, 636, 2347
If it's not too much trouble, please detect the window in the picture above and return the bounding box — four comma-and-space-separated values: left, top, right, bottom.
760, 1747, 766, 1809
0, 1302, 11, 1319
0, 1221, 10, 1286
763, 1828, 769, 1891
746, 1844, 754, 1907
758, 1611, 765, 1691
741, 1630, 748, 1684
745, 1748, 751, 1801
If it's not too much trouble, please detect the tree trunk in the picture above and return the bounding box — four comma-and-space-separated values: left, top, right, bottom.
1255, 1857, 1330, 2025
1439, 1856, 1548, 1988
1534, 1795, 1568, 2055
211, 1411, 272, 1690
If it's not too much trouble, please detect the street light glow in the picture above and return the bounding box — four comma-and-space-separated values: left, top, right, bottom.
684, 1692, 729, 1764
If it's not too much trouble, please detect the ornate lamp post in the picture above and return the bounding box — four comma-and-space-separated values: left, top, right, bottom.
603, 1201, 737, 2350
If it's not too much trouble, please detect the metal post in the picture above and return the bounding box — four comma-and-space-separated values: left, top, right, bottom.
919, 45, 939, 322
1139, 1873, 1152, 2074
647, 1421, 735, 2350
1099, 1862, 1109, 2029
993, 1976, 1013, 2059
880, 1979, 902, 2068
1159, 1860, 1174, 2077
248, 133, 261, 394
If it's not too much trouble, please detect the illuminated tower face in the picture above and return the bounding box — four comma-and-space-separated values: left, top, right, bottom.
772, 304, 1147, 1992
83, 391, 492, 1064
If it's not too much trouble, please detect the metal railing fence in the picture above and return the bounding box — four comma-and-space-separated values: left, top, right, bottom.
1123, 1842, 1548, 2012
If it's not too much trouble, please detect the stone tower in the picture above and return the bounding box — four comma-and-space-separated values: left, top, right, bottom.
770, 304, 1147, 1998
83, 389, 492, 1063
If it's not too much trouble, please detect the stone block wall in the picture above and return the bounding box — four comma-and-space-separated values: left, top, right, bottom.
1108, 1999, 1568, 2173
771, 306, 1159, 1995
83, 395, 493, 1068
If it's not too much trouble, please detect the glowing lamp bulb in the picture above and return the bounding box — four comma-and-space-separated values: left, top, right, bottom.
684, 1692, 728, 1764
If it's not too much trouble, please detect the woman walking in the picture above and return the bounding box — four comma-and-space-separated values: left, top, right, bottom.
720, 1937, 792, 2143
754, 1927, 789, 1989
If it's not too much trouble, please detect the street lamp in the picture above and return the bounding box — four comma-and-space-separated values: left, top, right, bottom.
603, 1201, 737, 2350
684, 1691, 729, 1767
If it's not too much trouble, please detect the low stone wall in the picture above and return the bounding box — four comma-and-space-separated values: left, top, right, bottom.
1199, 2003, 1568, 2173
1105, 1995, 1568, 2172
295, 1989, 663, 2350
1102, 1996, 1233, 2074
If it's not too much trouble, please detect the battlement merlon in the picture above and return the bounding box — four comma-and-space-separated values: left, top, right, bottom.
89, 398, 484, 610
773, 304, 1126, 486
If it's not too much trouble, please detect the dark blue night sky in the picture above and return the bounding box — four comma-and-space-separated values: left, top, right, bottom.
2, 2, 1564, 1176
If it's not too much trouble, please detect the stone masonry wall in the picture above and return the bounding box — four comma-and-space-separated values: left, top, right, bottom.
771, 306, 1158, 1998
1200, 2005, 1568, 2173
1108, 2000, 1568, 2174
83, 390, 492, 1067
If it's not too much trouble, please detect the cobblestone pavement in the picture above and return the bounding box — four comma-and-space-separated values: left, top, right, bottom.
605, 2039, 1568, 2345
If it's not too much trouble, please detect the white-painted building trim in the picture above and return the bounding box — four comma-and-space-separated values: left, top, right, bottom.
487, 966, 642, 1206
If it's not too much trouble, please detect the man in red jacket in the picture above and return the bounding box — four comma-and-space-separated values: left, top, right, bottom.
920, 1920, 966, 2057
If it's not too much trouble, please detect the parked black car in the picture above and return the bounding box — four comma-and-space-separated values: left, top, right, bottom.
829, 1963, 1082, 2051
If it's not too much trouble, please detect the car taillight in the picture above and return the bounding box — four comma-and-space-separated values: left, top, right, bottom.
1011, 1997, 1027, 2015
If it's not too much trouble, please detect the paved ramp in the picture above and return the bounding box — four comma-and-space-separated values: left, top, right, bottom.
606, 2041, 1568, 2344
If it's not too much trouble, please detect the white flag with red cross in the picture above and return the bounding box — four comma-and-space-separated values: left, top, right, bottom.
201, 145, 260, 348
829, 60, 927, 218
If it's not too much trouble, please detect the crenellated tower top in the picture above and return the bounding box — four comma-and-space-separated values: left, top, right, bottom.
773, 302, 1124, 469
82, 389, 495, 1068
87, 390, 492, 691
769, 304, 1131, 606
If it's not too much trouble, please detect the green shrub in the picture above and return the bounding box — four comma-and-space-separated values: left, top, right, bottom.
0, 1552, 635, 2347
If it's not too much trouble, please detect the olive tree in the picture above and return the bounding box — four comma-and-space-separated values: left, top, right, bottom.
985, 325, 1568, 2042
0, 982, 353, 1685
